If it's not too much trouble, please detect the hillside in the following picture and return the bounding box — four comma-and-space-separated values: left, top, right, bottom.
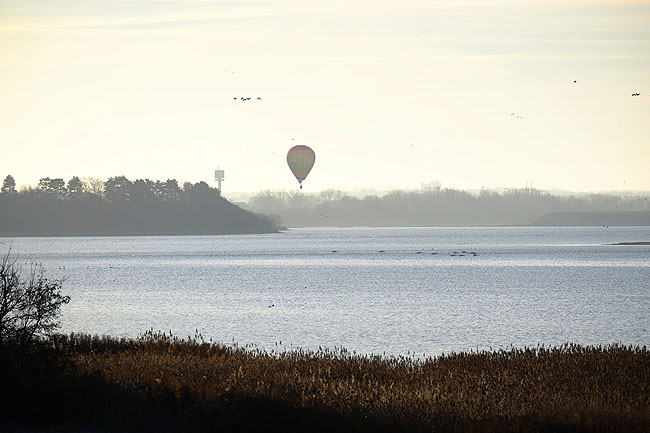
0, 177, 281, 236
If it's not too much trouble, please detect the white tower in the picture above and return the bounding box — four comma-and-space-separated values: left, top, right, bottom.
215, 168, 225, 193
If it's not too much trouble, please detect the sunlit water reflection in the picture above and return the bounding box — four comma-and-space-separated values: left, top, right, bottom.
3, 226, 649, 357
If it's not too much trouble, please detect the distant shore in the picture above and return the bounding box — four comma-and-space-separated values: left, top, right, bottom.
527, 211, 650, 226
608, 241, 650, 245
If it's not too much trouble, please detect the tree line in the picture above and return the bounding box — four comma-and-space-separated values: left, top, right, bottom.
247, 187, 650, 227
0, 175, 280, 235
2, 174, 215, 203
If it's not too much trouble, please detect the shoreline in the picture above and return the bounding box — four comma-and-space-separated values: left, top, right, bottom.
0, 229, 281, 237
608, 241, 650, 245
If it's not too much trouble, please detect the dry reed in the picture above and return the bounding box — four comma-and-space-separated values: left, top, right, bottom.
26, 331, 646, 432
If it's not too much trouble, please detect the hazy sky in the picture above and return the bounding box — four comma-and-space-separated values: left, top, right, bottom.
1, 0, 649, 193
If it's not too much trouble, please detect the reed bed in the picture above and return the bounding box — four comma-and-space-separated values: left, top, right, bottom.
3, 332, 650, 432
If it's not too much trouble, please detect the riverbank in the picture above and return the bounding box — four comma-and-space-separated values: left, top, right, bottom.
2, 333, 649, 433
528, 211, 650, 226
608, 241, 650, 245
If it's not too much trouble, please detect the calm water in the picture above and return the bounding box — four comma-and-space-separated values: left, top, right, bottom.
2, 227, 649, 357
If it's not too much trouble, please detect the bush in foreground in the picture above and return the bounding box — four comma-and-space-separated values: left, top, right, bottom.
0, 250, 69, 353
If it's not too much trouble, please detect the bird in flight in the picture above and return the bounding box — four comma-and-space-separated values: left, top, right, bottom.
632, 93, 640, 96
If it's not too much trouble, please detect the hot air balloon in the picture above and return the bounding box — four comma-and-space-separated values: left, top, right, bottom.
287, 145, 315, 189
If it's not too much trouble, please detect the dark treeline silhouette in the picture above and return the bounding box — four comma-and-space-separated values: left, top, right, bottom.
248, 188, 650, 227
0, 175, 280, 236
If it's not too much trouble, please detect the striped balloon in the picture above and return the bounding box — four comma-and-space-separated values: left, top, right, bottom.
287, 145, 315, 189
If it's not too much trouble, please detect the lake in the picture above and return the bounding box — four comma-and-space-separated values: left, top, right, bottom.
2, 226, 649, 357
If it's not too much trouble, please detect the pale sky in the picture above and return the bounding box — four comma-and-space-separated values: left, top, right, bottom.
1, 0, 649, 193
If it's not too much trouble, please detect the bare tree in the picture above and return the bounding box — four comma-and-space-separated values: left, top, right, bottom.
318, 189, 344, 204
248, 190, 290, 210
82, 177, 105, 197
0, 250, 70, 349
287, 191, 313, 209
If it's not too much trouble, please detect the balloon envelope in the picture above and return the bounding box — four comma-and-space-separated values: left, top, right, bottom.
287, 145, 315, 186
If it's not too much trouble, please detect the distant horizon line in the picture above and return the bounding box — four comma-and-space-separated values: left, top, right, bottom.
221, 186, 650, 198
10, 178, 649, 197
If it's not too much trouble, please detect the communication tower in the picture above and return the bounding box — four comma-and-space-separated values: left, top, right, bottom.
215, 168, 225, 193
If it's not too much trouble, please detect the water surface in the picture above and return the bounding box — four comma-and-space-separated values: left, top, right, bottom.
3, 226, 649, 357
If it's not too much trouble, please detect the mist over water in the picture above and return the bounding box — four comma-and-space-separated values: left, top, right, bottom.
3, 226, 649, 357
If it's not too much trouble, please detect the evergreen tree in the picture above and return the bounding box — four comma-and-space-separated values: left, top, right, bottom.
131, 179, 155, 202
1, 175, 16, 194
104, 176, 132, 202
67, 176, 84, 199
38, 177, 66, 199
163, 179, 181, 201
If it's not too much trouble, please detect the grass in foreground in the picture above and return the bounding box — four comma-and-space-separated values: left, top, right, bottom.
2, 332, 649, 432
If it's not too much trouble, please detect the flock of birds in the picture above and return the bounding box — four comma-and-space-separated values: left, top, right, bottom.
227, 78, 646, 124
575, 79, 647, 97
262, 249, 480, 308
327, 249, 478, 257
264, 249, 479, 308
509, 80, 647, 120
574, 79, 646, 96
